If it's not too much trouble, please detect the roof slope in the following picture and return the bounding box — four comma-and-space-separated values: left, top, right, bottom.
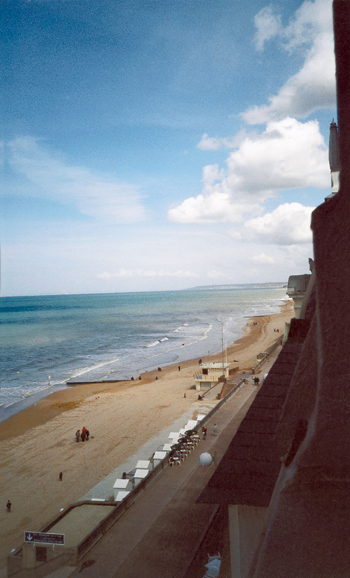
198, 318, 310, 507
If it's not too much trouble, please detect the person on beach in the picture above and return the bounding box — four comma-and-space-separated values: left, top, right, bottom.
59, 472, 63, 481
178, 365, 181, 371
6, 500, 11, 512
86, 429, 90, 441
202, 426, 207, 440
81, 427, 86, 442
213, 423, 218, 436
75, 430, 81, 442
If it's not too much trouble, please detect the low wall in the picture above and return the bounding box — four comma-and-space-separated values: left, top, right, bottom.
251, 337, 281, 375
8, 549, 77, 578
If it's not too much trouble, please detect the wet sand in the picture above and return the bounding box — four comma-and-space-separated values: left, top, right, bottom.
0, 302, 293, 570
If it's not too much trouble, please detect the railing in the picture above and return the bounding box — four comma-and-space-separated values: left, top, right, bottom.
251, 337, 282, 375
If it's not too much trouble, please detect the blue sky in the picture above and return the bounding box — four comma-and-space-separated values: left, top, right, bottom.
2, 0, 336, 296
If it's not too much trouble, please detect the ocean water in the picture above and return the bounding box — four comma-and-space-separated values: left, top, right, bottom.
0, 284, 287, 421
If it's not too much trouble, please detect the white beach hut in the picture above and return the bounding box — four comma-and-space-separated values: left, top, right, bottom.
136, 460, 151, 470
185, 419, 198, 430
115, 490, 130, 503
113, 478, 132, 501
133, 468, 149, 487
152, 451, 167, 467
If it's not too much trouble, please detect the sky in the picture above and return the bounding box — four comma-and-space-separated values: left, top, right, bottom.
1, 0, 337, 296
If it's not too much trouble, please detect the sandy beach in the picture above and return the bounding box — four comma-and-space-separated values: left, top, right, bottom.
0, 302, 293, 570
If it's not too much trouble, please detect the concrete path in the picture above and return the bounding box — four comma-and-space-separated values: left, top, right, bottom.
81, 399, 217, 501
66, 383, 258, 578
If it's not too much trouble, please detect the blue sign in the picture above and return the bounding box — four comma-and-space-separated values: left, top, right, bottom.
24, 531, 65, 545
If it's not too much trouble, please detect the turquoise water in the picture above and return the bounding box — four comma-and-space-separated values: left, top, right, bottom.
0, 284, 287, 419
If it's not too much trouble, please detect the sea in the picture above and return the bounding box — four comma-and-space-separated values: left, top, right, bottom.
0, 283, 288, 422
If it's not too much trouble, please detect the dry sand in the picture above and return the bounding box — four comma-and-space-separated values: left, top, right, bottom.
0, 302, 293, 570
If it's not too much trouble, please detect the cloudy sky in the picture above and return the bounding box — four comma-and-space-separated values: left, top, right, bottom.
2, 0, 336, 296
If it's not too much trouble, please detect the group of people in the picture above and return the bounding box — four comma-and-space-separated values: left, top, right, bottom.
75, 426, 90, 442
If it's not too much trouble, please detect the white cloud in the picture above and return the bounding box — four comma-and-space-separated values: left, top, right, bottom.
252, 253, 276, 264
206, 270, 231, 279
197, 134, 222, 151
230, 117, 329, 191
168, 118, 328, 224
168, 159, 249, 223
244, 0, 335, 123
246, 202, 314, 244
8, 137, 145, 224
254, 6, 283, 52
228, 230, 242, 240
197, 131, 247, 151
97, 269, 199, 279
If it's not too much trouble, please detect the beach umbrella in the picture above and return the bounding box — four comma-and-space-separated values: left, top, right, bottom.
171, 443, 182, 451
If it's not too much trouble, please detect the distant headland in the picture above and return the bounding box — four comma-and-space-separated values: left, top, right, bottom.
190, 282, 287, 291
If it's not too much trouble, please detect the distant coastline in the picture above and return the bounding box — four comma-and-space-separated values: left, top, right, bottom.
191, 282, 287, 291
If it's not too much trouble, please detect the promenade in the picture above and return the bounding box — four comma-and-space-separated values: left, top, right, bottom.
3, 336, 284, 578
61, 381, 258, 578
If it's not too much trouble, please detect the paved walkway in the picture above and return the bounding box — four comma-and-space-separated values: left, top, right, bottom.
81, 398, 217, 501
65, 382, 258, 578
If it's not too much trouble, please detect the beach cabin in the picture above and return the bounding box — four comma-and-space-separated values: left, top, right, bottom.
115, 490, 130, 503
133, 469, 149, 487
113, 478, 132, 501
152, 451, 167, 467
136, 460, 151, 471
194, 362, 230, 391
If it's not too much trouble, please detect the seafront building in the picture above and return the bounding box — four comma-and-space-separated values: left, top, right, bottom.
194, 362, 230, 391
202, 1, 350, 576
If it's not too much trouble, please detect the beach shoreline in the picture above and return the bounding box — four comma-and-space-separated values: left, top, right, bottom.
0, 302, 291, 442
0, 302, 293, 569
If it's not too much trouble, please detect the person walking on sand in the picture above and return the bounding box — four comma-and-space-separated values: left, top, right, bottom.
86, 429, 90, 441
6, 500, 11, 512
75, 430, 81, 442
59, 472, 63, 481
81, 427, 86, 442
